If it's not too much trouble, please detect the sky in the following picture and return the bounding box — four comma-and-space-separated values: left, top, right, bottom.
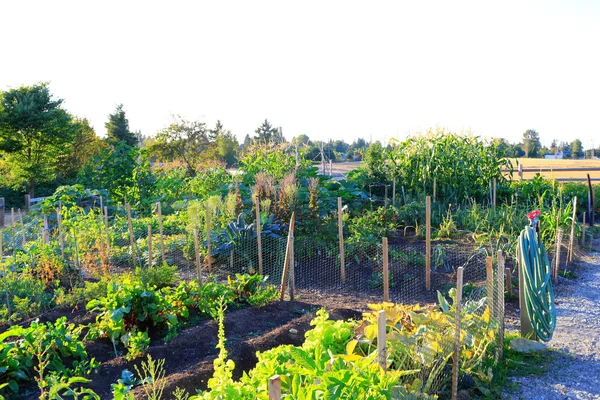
1, 0, 599, 149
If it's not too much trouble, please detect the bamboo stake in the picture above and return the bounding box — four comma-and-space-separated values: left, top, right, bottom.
157, 202, 165, 265
451, 267, 464, 400
338, 197, 345, 283
383, 237, 389, 302
497, 250, 505, 361
279, 213, 295, 301
255, 196, 263, 275
568, 197, 577, 263
268, 375, 281, 400
425, 196, 431, 290
206, 203, 212, 270
147, 225, 153, 268
126, 203, 137, 268
194, 228, 201, 281
378, 310, 387, 370
57, 207, 65, 257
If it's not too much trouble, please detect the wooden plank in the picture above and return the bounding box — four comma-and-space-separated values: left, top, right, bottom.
451, 266, 464, 400
377, 310, 387, 370
268, 375, 281, 400
338, 197, 345, 283
383, 237, 389, 302
425, 196, 431, 290
255, 196, 263, 275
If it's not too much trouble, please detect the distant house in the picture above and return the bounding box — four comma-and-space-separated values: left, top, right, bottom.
545, 151, 564, 159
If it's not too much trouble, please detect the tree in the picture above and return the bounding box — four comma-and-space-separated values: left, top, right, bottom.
205, 120, 238, 166
254, 119, 284, 145
522, 129, 541, 158
291, 134, 311, 146
56, 117, 102, 180
105, 104, 137, 146
550, 139, 558, 154
0, 83, 75, 196
571, 139, 583, 159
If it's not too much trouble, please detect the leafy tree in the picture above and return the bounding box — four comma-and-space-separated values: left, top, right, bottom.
292, 134, 311, 146
242, 134, 252, 149
207, 120, 238, 166
56, 117, 102, 180
550, 139, 558, 154
254, 119, 284, 145
105, 104, 137, 146
571, 139, 583, 159
0, 83, 75, 196
522, 129, 541, 158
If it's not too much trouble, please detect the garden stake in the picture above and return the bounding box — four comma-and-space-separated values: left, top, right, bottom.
383, 237, 389, 302
18, 209, 26, 246
126, 203, 137, 268
451, 266, 464, 400
486, 256, 494, 316
11, 208, 15, 248
554, 228, 562, 283
42, 215, 49, 244
493, 178, 497, 208
581, 213, 586, 248
425, 196, 431, 290
0, 197, 4, 227
505, 267, 513, 297
255, 196, 263, 275
194, 228, 201, 281
103, 206, 110, 254
497, 250, 505, 360
378, 310, 386, 371
392, 177, 396, 207
72, 228, 81, 270
24, 194, 30, 212
289, 232, 295, 301
568, 197, 577, 263
206, 203, 212, 270
157, 202, 165, 264
384, 185, 389, 207
338, 197, 345, 284
147, 225, 152, 268
269, 375, 281, 400
433, 177, 436, 202
57, 207, 65, 257
280, 212, 295, 300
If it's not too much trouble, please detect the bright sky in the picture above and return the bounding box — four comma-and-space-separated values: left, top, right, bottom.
1, 0, 599, 148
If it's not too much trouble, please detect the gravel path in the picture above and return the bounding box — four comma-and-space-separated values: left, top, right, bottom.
506, 238, 600, 400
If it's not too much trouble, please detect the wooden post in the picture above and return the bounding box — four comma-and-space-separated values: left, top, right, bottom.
392, 178, 396, 207
329, 159, 333, 176
451, 266, 464, 400
18, 209, 26, 246
57, 208, 65, 257
147, 225, 153, 268
518, 163, 523, 180
268, 375, 281, 400
42, 215, 49, 244
554, 228, 562, 282
425, 196, 431, 290
383, 237, 389, 302
194, 228, 201, 281
0, 197, 4, 228
493, 178, 497, 208
157, 202, 165, 265
24, 195, 30, 212
338, 197, 345, 284
433, 178, 437, 202
497, 250, 505, 360
505, 268, 513, 297
486, 256, 494, 316
11, 208, 15, 249
280, 213, 295, 300
581, 213, 586, 248
126, 203, 137, 268
289, 232, 295, 301
206, 203, 212, 270
103, 206, 110, 254
377, 310, 386, 370
568, 197, 577, 263
384, 185, 389, 207
255, 196, 263, 275
587, 173, 595, 226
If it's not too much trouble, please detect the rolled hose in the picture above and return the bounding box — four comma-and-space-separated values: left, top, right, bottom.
516, 225, 556, 342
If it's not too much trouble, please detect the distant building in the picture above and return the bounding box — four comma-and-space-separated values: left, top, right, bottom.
544, 151, 564, 159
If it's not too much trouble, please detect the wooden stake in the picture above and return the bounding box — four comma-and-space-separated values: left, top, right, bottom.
57, 207, 65, 257
338, 197, 345, 284
268, 375, 281, 400
157, 202, 165, 265
377, 310, 387, 370
497, 250, 505, 361
486, 256, 494, 317
451, 266, 464, 400
24, 194, 30, 212
42, 215, 49, 244
103, 206, 110, 254
11, 208, 15, 249
383, 237, 389, 302
581, 212, 586, 248
255, 196, 263, 275
147, 225, 153, 267
518, 244, 537, 340
279, 213, 295, 301
392, 178, 396, 207
493, 178, 497, 208
433, 178, 436, 202
126, 203, 137, 268
0, 197, 4, 228
206, 203, 212, 270
554, 228, 562, 282
518, 163, 523, 180
194, 228, 201, 281
18, 209, 26, 246
384, 185, 389, 207
289, 233, 295, 301
425, 196, 431, 290
505, 267, 513, 297
568, 197, 577, 263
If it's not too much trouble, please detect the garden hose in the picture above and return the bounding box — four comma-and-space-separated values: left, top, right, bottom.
516, 220, 556, 342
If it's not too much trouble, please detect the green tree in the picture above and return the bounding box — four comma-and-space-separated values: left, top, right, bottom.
570, 139, 583, 159
0, 83, 75, 196
105, 104, 137, 146
56, 117, 102, 180
206, 120, 238, 166
254, 119, 284, 145
522, 129, 541, 158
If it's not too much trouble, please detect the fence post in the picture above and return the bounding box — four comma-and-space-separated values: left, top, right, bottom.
486, 256, 494, 318
289, 232, 295, 301
518, 163, 523, 180
126, 203, 137, 269
147, 225, 153, 268
42, 215, 49, 244
378, 309, 387, 370
451, 266, 464, 400
206, 203, 212, 270
268, 375, 281, 400
0, 197, 4, 228
581, 212, 586, 248
554, 228, 562, 282
24, 195, 30, 212
18, 209, 26, 246
383, 237, 389, 302
194, 228, 201, 281
255, 196, 263, 275
338, 197, 345, 284
425, 196, 431, 291
497, 250, 505, 361
392, 178, 396, 207
568, 197, 577, 263
157, 202, 165, 265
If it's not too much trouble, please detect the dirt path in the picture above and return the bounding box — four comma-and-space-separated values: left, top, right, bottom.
506, 238, 600, 400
